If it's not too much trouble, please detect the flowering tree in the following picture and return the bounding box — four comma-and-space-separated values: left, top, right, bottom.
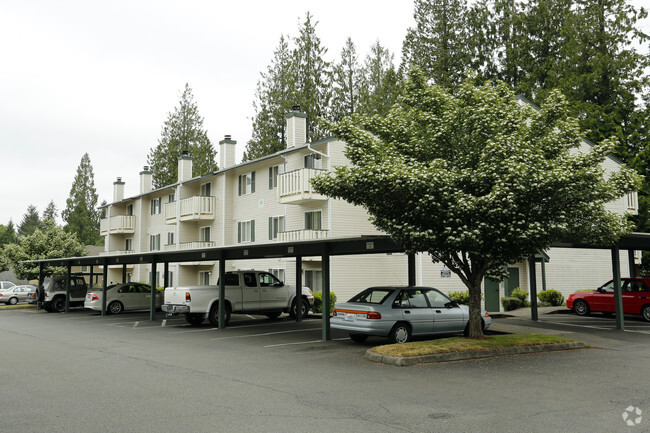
311, 70, 641, 337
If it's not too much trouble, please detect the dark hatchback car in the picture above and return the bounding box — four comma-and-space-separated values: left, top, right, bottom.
567, 278, 650, 321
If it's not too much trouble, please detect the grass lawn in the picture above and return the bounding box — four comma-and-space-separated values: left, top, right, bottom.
372, 334, 582, 358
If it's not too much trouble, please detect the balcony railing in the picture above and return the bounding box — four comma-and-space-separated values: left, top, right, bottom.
100, 215, 135, 235
99, 250, 135, 256
278, 168, 327, 204
179, 241, 216, 250
165, 196, 216, 224
278, 229, 329, 242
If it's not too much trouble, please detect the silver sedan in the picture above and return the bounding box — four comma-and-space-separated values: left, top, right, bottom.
331, 286, 492, 343
0, 285, 36, 305
84, 283, 163, 314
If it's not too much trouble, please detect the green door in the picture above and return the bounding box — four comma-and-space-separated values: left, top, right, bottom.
484, 278, 500, 312
505, 267, 520, 297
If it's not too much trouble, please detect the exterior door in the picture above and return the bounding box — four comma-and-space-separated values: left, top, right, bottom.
484, 278, 500, 312
241, 272, 260, 311
505, 267, 520, 297
258, 272, 285, 310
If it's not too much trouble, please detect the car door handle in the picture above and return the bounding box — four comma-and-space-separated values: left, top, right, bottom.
404, 310, 410, 314
642, 296, 647, 299
435, 310, 442, 313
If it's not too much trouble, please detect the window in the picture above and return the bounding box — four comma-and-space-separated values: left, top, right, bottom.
268, 164, 285, 189
127, 272, 132, 282
200, 226, 211, 242
269, 268, 285, 283
165, 271, 174, 286
149, 234, 160, 251
305, 270, 322, 293
150, 197, 161, 215
238, 172, 255, 195
126, 204, 134, 216
304, 154, 322, 169
268, 216, 285, 240
100, 208, 107, 219
200, 182, 212, 197
167, 232, 174, 246
304, 211, 322, 230
238, 220, 255, 243
424, 289, 451, 308
168, 193, 175, 203
259, 272, 282, 287
199, 271, 210, 285
125, 238, 133, 252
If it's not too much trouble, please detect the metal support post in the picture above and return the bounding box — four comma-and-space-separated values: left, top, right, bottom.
528, 257, 538, 321
150, 256, 157, 321
408, 253, 416, 286
102, 260, 108, 316
322, 248, 331, 341
65, 262, 71, 313
218, 257, 226, 329
295, 256, 303, 322
612, 247, 624, 331
628, 249, 636, 278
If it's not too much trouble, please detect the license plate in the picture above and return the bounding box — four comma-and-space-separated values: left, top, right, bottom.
345, 313, 357, 322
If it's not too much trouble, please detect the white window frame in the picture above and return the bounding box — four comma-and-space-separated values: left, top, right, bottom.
200, 226, 211, 242
167, 232, 174, 246
269, 268, 285, 283
238, 220, 255, 243
304, 154, 322, 170
125, 238, 133, 252
150, 197, 161, 215
168, 193, 175, 203
200, 182, 212, 197
305, 270, 322, 293
199, 271, 211, 285
238, 172, 255, 195
304, 210, 322, 230
268, 215, 285, 240
149, 233, 160, 251
268, 164, 285, 189
126, 204, 134, 216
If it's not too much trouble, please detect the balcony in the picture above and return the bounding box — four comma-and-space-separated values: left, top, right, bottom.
179, 241, 216, 250
165, 196, 216, 224
278, 229, 329, 242
99, 250, 135, 256
100, 215, 135, 235
278, 168, 327, 204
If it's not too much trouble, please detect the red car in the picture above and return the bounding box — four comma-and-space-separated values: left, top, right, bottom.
567, 278, 650, 322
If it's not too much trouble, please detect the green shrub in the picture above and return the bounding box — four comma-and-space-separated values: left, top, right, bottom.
501, 297, 523, 311
313, 292, 337, 314
538, 301, 552, 307
537, 289, 565, 306
448, 290, 470, 304
510, 287, 529, 302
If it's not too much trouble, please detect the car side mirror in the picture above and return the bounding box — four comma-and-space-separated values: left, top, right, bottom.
444, 301, 458, 308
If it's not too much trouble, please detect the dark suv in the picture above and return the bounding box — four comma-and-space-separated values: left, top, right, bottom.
41, 276, 88, 312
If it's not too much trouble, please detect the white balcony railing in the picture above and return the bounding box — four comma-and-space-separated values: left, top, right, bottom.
99, 250, 135, 256
179, 241, 216, 250
278, 168, 327, 204
100, 215, 135, 235
278, 230, 329, 242
166, 196, 216, 223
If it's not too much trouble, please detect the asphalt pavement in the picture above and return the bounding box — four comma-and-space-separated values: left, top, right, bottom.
1, 307, 649, 433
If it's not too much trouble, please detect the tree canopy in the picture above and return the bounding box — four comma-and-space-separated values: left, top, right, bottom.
311, 70, 641, 337
62, 153, 102, 246
148, 83, 217, 187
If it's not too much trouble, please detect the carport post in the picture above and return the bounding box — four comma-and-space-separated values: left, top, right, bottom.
65, 262, 71, 313
102, 260, 108, 316
321, 248, 331, 341
38, 263, 44, 310
89, 265, 94, 288
408, 253, 416, 286
540, 258, 547, 291
528, 256, 538, 321
295, 256, 303, 322
150, 256, 157, 321
218, 257, 226, 329
163, 262, 169, 288
122, 264, 127, 283
612, 247, 624, 331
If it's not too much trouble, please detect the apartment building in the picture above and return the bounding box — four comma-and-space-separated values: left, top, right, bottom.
99, 106, 639, 311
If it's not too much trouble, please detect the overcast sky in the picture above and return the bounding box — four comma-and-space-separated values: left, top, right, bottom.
0, 0, 413, 227
1, 1, 648, 229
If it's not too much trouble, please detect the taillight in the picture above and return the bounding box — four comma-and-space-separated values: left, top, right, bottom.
185, 292, 191, 302
366, 312, 382, 319
91, 294, 99, 301
333, 310, 338, 316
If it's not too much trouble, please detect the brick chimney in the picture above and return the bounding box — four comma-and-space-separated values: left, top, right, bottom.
113, 177, 125, 202
286, 105, 307, 148
140, 166, 152, 194
219, 135, 236, 169
178, 150, 193, 182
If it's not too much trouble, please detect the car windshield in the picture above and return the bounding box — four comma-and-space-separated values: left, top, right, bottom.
348, 288, 395, 304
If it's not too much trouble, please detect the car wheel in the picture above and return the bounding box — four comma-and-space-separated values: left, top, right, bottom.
8, 297, 18, 305
349, 333, 368, 343
265, 312, 282, 320
42, 302, 52, 312
573, 299, 590, 316
389, 322, 412, 344
107, 301, 124, 315
642, 305, 650, 322
289, 299, 309, 319
185, 313, 204, 326
208, 302, 231, 327
51, 296, 66, 312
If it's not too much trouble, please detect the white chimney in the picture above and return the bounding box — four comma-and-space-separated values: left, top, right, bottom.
140, 166, 152, 194
113, 177, 125, 202
286, 105, 307, 148
178, 150, 193, 182
219, 135, 236, 169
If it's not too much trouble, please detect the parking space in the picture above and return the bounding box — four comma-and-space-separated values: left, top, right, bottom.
538, 311, 650, 334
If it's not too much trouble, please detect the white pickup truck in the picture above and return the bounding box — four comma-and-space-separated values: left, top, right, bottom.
162, 270, 314, 327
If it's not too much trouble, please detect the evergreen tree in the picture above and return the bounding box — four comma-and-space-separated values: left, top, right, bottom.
18, 205, 41, 239
0, 220, 17, 246
331, 37, 362, 121
243, 35, 295, 161
148, 83, 217, 187
359, 41, 400, 116
62, 153, 101, 246
292, 12, 332, 141
42, 200, 58, 227
401, 0, 472, 88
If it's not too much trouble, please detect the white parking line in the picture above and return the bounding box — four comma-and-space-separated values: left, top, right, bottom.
210, 327, 321, 340
168, 327, 219, 334
264, 337, 349, 348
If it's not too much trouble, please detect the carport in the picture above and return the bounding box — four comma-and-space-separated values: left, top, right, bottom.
29, 235, 409, 341
28, 232, 650, 338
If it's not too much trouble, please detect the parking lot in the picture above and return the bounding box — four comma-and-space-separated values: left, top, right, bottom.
3, 307, 650, 433
538, 310, 650, 334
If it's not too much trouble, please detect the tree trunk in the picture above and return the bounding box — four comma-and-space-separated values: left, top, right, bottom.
467, 283, 484, 338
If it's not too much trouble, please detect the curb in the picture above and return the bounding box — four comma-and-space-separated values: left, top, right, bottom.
0, 304, 37, 311
365, 342, 588, 366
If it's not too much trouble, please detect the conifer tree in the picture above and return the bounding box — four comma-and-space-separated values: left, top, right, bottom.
359, 41, 400, 116
62, 153, 101, 246
331, 37, 362, 121
18, 205, 41, 239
